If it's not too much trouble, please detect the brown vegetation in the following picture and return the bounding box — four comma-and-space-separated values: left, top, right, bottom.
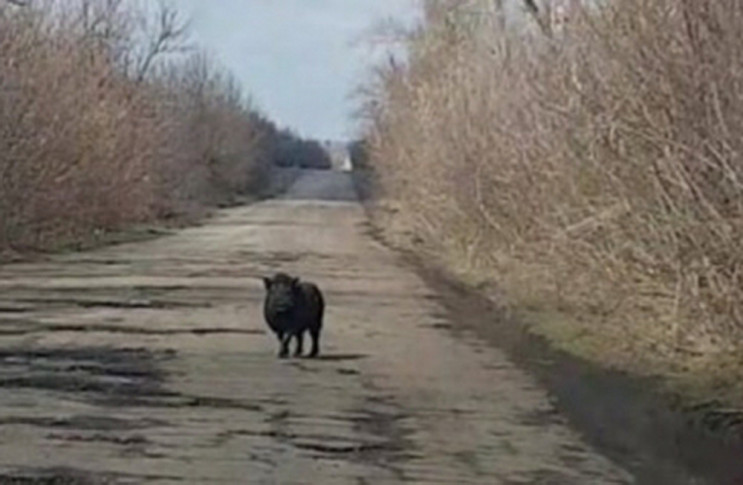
0, 0, 283, 255
359, 0, 743, 403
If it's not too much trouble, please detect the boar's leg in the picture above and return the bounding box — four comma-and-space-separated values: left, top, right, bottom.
308, 328, 321, 358
294, 331, 305, 357
278, 332, 292, 359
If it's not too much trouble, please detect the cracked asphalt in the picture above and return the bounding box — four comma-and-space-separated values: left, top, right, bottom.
0, 170, 634, 484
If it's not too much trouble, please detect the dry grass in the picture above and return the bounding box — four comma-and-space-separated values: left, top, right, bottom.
360, 0, 743, 404
0, 1, 278, 254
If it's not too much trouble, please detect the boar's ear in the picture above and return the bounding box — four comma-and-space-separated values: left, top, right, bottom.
291, 277, 300, 287
262, 277, 272, 290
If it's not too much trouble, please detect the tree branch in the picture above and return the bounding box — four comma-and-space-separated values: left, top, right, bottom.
135, 1, 191, 82
522, 0, 553, 37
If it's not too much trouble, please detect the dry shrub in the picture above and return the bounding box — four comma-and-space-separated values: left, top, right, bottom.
362, 0, 743, 394
0, 1, 278, 253
0, 8, 154, 248
151, 52, 276, 214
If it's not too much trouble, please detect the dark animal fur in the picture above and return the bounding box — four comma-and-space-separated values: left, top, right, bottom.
262, 272, 325, 358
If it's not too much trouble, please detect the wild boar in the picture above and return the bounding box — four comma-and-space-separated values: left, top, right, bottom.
262, 272, 325, 358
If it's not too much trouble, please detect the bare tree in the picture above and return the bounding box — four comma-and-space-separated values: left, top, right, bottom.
78, 0, 126, 39
522, 0, 554, 37
131, 1, 191, 82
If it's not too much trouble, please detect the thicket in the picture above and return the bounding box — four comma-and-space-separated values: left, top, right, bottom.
360, 0, 743, 398
274, 129, 333, 170
0, 0, 289, 253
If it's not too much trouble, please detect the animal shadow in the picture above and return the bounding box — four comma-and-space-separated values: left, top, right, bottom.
313, 353, 367, 362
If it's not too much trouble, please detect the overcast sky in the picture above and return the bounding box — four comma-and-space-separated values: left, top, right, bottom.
176, 1, 421, 142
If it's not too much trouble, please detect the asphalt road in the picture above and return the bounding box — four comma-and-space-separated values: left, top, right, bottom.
0, 170, 633, 484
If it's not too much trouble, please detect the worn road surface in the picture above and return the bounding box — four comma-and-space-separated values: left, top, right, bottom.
0, 170, 635, 484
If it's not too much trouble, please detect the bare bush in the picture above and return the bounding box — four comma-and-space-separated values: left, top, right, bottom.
0, 0, 279, 253
361, 0, 743, 396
